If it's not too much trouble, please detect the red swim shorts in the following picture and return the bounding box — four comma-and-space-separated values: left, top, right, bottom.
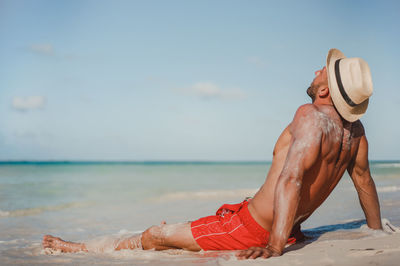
191, 200, 296, 250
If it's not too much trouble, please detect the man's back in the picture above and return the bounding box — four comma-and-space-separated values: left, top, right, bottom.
248, 103, 365, 232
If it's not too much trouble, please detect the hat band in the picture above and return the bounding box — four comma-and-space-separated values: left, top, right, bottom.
334, 59, 357, 107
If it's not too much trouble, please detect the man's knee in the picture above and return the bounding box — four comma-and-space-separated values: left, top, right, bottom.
141, 225, 164, 250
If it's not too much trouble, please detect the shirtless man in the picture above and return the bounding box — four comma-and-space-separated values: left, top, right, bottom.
43, 48, 382, 259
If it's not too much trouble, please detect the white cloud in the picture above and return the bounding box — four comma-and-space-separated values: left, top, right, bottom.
177, 82, 246, 100
12, 96, 46, 111
246, 56, 265, 67
29, 44, 54, 56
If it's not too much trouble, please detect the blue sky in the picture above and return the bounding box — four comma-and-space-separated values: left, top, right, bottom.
0, 0, 399, 161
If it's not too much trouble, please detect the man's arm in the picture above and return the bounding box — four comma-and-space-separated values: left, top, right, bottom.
237, 105, 322, 259
348, 134, 382, 230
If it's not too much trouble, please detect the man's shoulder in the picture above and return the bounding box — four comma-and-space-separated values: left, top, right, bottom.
290, 104, 323, 133
295, 104, 318, 114
351, 120, 366, 138
292, 104, 320, 122
352, 119, 364, 129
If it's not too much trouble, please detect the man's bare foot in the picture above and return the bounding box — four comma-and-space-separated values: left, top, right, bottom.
43, 235, 88, 253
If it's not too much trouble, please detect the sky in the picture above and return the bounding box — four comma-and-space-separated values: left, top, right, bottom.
0, 0, 399, 161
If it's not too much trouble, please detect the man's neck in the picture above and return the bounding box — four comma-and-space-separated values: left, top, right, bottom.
313, 98, 352, 125
313, 97, 333, 106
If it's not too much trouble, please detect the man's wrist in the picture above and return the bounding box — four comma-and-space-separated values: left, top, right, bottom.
367, 221, 383, 230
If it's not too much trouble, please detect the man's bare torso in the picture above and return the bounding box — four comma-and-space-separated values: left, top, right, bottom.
248, 104, 365, 232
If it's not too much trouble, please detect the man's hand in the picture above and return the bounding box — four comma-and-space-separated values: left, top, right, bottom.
235, 246, 281, 260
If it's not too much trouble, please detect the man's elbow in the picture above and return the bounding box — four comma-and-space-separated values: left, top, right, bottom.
287, 177, 302, 188
278, 175, 302, 193
359, 174, 376, 189
353, 170, 375, 189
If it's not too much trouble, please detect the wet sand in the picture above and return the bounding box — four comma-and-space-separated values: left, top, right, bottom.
1, 224, 399, 265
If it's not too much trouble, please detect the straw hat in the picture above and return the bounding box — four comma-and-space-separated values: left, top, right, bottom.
326, 48, 373, 122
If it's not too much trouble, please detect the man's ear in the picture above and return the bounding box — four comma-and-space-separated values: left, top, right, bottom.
319, 86, 329, 98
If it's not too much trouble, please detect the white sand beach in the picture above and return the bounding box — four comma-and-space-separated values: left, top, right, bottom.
224, 231, 400, 266
2, 222, 398, 265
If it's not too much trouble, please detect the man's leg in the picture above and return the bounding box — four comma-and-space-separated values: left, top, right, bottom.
42, 222, 201, 253
141, 222, 201, 251
43, 235, 88, 253
43, 234, 143, 253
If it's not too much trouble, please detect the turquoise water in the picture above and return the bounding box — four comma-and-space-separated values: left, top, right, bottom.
0, 162, 268, 212
0, 161, 399, 264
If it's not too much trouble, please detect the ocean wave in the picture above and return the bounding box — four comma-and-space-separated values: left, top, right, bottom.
377, 186, 400, 193
151, 189, 258, 202
373, 163, 400, 168
0, 202, 83, 218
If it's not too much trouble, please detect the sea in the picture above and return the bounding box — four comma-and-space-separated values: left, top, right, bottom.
0, 161, 399, 265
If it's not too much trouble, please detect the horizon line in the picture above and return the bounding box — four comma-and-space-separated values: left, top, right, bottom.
0, 160, 269, 164
0, 159, 399, 165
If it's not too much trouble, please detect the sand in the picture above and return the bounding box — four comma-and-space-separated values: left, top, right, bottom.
222, 233, 400, 266
1, 228, 397, 265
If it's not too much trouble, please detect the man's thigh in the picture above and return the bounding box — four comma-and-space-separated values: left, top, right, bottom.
160, 222, 201, 251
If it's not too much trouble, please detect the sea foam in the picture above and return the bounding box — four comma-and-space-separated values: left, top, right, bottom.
348, 185, 400, 193
151, 188, 257, 202
0, 202, 84, 218
373, 163, 400, 168
376, 186, 400, 193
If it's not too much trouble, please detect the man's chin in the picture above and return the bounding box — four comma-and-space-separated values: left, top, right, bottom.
306, 88, 315, 102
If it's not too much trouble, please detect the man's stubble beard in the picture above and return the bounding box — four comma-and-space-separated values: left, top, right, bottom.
307, 82, 318, 103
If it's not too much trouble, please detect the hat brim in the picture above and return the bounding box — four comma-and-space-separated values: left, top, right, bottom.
326, 48, 369, 122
